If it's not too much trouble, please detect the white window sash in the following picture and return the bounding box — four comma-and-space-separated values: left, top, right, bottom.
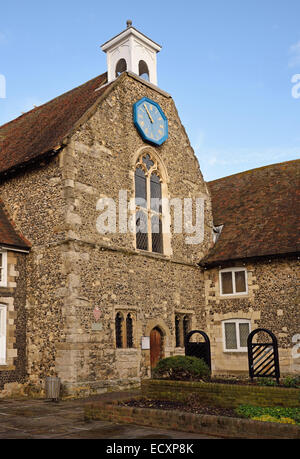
219, 267, 248, 296
0, 251, 8, 288
222, 319, 251, 352
0, 305, 7, 364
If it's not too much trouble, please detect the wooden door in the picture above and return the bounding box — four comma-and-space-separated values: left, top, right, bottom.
150, 327, 163, 369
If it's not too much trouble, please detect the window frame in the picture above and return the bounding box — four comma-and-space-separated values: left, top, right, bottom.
0, 251, 8, 288
219, 267, 248, 297
0, 304, 7, 365
222, 318, 251, 353
115, 311, 135, 349
175, 313, 191, 348
134, 154, 164, 255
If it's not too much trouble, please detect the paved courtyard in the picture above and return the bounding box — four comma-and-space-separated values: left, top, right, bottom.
0, 394, 219, 439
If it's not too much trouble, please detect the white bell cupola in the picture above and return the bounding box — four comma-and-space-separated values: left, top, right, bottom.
101, 20, 162, 86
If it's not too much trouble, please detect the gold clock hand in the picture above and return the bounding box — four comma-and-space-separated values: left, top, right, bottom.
143, 103, 154, 123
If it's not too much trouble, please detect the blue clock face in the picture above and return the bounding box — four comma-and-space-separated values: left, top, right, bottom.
133, 97, 168, 146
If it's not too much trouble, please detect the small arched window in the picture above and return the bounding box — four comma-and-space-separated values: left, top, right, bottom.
115, 311, 135, 349
175, 313, 191, 348
115, 312, 124, 348
115, 58, 127, 77
183, 315, 190, 343
139, 60, 150, 81
175, 315, 181, 348
126, 314, 134, 348
134, 153, 164, 254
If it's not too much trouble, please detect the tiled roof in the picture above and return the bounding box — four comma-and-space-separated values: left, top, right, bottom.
0, 200, 31, 250
203, 160, 300, 266
0, 72, 108, 175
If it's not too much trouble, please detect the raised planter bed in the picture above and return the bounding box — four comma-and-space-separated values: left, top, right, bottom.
84, 397, 300, 439
142, 379, 300, 408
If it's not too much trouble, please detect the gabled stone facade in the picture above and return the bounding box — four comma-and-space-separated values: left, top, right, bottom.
0, 70, 298, 398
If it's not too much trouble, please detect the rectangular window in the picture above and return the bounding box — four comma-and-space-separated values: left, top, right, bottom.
0, 305, 7, 364
219, 268, 248, 296
223, 319, 251, 352
0, 251, 7, 287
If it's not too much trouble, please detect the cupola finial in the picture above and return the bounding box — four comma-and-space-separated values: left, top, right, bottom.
101, 23, 162, 86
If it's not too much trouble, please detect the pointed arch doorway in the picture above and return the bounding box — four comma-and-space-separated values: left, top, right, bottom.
150, 327, 164, 369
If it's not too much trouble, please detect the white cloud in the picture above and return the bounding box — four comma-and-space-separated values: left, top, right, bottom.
288, 41, 300, 68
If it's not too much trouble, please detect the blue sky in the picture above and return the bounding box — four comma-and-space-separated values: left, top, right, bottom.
0, 0, 299, 180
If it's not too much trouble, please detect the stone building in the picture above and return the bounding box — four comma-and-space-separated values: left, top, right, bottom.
203, 160, 299, 376
0, 23, 299, 396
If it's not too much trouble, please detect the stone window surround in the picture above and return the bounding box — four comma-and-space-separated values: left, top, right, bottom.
0, 296, 17, 370
0, 251, 19, 370
222, 318, 251, 353
131, 146, 172, 258
175, 312, 193, 348
114, 308, 137, 349
208, 310, 261, 355
219, 267, 248, 297
0, 304, 7, 364
0, 250, 7, 287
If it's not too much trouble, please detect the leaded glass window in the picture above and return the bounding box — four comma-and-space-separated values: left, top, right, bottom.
175, 315, 181, 347
126, 314, 134, 348
115, 312, 124, 348
222, 319, 251, 352
134, 153, 164, 254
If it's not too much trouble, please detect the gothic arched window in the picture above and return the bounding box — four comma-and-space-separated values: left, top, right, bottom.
175, 314, 191, 348
115, 58, 127, 77
126, 314, 134, 348
115, 311, 135, 349
115, 312, 124, 348
134, 153, 164, 254
139, 60, 150, 81
175, 315, 181, 348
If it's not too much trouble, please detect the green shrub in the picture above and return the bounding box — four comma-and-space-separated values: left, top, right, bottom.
282, 376, 300, 388
236, 405, 300, 425
257, 377, 278, 387
153, 356, 210, 381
